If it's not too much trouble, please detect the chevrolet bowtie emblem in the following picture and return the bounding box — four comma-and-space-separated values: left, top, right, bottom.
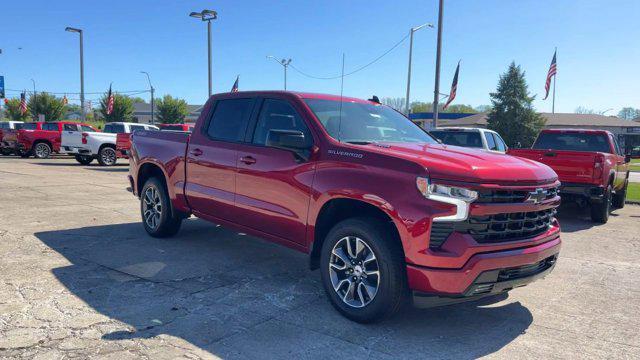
525, 188, 548, 204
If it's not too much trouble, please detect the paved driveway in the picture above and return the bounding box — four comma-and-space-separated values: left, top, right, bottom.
1, 157, 639, 359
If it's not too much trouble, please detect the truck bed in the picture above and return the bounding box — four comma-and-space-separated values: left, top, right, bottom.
507, 148, 600, 185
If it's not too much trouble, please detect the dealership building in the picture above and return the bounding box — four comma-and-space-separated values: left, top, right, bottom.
410, 112, 640, 152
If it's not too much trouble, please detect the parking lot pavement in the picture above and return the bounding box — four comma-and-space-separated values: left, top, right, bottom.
0, 157, 639, 359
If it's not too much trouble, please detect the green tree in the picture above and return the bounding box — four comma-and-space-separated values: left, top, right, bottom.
487, 62, 545, 148
410, 101, 432, 113
99, 91, 134, 122
618, 107, 640, 120
28, 93, 66, 121
156, 95, 188, 123
4, 98, 30, 121
443, 104, 476, 113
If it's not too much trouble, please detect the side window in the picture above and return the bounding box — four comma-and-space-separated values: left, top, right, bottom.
129, 125, 146, 133
104, 124, 125, 133
43, 123, 59, 131
63, 124, 79, 131
80, 125, 95, 132
493, 133, 507, 152
484, 132, 498, 151
206, 98, 255, 142
252, 99, 310, 145
611, 135, 622, 155
0, 123, 8, 129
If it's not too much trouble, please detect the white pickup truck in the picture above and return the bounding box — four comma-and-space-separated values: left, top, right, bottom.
61, 122, 158, 166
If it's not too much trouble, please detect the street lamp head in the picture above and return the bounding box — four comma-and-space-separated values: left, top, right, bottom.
189, 11, 202, 18
201, 9, 217, 20
65, 27, 82, 33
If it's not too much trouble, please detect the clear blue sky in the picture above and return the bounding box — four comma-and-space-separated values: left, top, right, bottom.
1, 0, 638, 114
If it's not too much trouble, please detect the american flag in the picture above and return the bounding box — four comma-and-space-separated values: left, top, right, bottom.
20, 92, 27, 115
443, 62, 460, 110
62, 95, 68, 105
231, 76, 239, 93
543, 50, 557, 100
106, 85, 114, 115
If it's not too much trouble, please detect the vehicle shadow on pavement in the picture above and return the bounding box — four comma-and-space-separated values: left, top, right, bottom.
35, 219, 533, 359
556, 202, 622, 233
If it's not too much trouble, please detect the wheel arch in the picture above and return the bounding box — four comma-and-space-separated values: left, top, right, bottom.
309, 196, 403, 270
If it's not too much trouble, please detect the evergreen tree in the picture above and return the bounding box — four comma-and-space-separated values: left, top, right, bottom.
156, 95, 189, 124
4, 98, 30, 121
487, 62, 545, 148
99, 91, 134, 122
28, 93, 66, 121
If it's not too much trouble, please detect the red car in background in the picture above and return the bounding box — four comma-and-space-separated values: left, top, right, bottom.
508, 129, 630, 223
16, 121, 98, 159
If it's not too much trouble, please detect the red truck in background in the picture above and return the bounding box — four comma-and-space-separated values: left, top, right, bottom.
1, 122, 43, 157
157, 123, 194, 132
0, 121, 25, 155
129, 91, 561, 322
508, 129, 630, 223
16, 121, 97, 159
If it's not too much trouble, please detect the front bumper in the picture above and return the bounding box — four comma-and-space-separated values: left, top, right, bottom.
406, 234, 561, 304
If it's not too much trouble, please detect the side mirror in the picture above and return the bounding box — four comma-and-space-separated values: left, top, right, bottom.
266, 129, 311, 160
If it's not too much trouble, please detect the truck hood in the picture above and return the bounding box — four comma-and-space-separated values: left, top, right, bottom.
370, 142, 558, 184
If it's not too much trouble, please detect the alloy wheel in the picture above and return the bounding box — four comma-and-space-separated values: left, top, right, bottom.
101, 148, 116, 165
329, 236, 380, 308
35, 143, 50, 158
143, 186, 162, 230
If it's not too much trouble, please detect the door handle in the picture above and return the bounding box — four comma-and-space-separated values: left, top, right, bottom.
544, 152, 556, 157
190, 148, 203, 156
240, 155, 256, 165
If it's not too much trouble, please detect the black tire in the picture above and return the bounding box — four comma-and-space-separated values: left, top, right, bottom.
33, 142, 52, 159
612, 179, 628, 209
97, 146, 117, 166
17, 148, 31, 158
320, 217, 407, 323
590, 184, 612, 223
140, 177, 182, 238
75, 155, 94, 165
0, 148, 12, 156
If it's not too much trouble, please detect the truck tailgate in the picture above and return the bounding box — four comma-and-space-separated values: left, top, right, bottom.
508, 149, 598, 184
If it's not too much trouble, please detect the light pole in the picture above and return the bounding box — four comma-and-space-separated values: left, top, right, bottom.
65, 27, 85, 121
190, 9, 217, 98
266, 56, 292, 90
432, 0, 444, 129
140, 71, 155, 124
405, 23, 433, 115
31, 78, 36, 98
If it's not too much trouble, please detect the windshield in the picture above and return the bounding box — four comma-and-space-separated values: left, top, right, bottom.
533, 132, 611, 153
430, 130, 483, 148
304, 99, 436, 144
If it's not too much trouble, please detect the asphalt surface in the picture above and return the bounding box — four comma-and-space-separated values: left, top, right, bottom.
1, 156, 639, 359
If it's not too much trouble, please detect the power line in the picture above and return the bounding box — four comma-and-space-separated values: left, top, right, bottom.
288, 32, 411, 80
5, 88, 150, 95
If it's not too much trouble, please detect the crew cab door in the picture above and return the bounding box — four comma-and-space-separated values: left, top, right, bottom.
185, 97, 257, 221
234, 98, 316, 245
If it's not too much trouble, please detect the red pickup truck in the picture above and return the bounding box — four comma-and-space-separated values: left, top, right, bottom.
509, 129, 630, 223
129, 91, 561, 322
1, 122, 43, 157
16, 121, 97, 159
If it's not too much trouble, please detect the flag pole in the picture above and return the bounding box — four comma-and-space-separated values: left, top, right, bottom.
552, 47, 557, 114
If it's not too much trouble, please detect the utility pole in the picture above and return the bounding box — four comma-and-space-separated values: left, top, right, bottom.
432, 0, 444, 129
141, 71, 155, 124
267, 56, 292, 90
190, 10, 218, 98
405, 23, 433, 115
65, 27, 85, 121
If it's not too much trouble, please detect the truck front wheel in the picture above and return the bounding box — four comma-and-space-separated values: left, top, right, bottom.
590, 184, 612, 223
140, 177, 182, 238
320, 217, 407, 323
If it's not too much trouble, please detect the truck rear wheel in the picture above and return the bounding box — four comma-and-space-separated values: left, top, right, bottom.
34, 142, 52, 159
612, 180, 628, 209
320, 217, 407, 323
97, 146, 117, 166
75, 155, 94, 165
590, 184, 612, 223
140, 177, 182, 238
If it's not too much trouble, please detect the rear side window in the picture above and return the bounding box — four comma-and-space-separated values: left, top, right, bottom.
252, 99, 310, 145
429, 130, 483, 148
63, 124, 79, 131
207, 98, 255, 142
104, 124, 125, 134
43, 123, 58, 131
129, 125, 146, 133
21, 123, 37, 130
533, 132, 611, 153
80, 125, 95, 132
493, 133, 507, 152
0, 123, 8, 129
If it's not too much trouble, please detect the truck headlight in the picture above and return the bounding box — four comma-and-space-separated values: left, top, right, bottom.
416, 177, 478, 222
